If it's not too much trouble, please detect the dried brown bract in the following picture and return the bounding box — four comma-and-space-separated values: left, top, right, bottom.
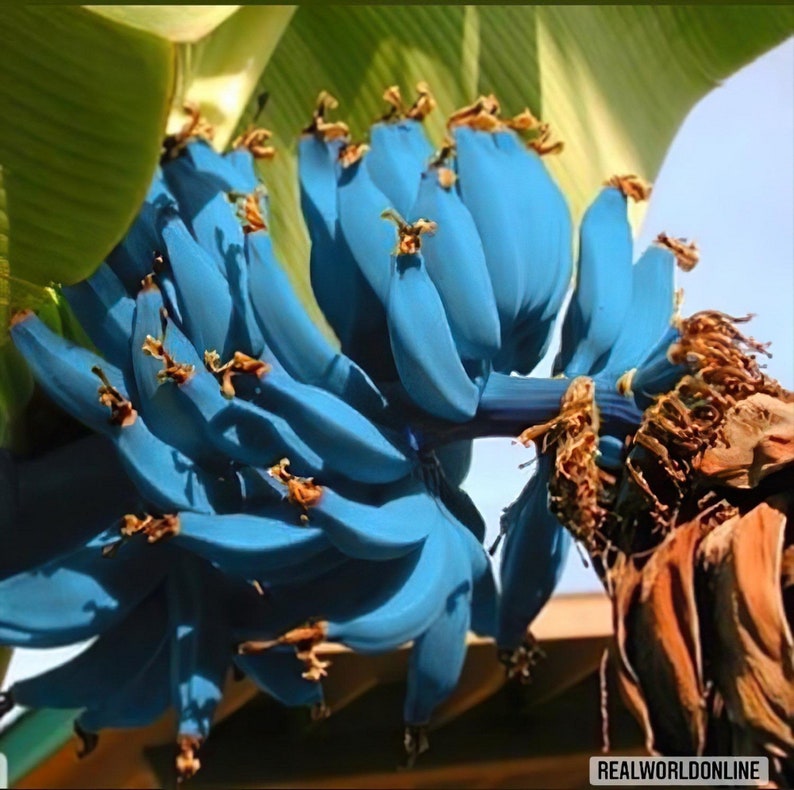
518, 377, 606, 548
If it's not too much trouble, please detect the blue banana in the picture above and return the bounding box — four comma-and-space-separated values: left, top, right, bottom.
7, 585, 168, 711
184, 138, 260, 194
236, 648, 324, 708
162, 143, 268, 358
452, 124, 526, 330
497, 454, 572, 651
453, 515, 497, 638
11, 313, 231, 514
435, 440, 474, 488
0, 537, 167, 647
167, 555, 233, 779
409, 164, 501, 360
417, 450, 486, 543
403, 576, 471, 727
258, 545, 349, 587
336, 155, 396, 305
384, 230, 480, 422
237, 362, 412, 485
236, 551, 432, 646
245, 229, 389, 419
159, 209, 235, 356
156, 318, 327, 478
600, 242, 676, 380
174, 511, 331, 579
556, 176, 651, 377
61, 264, 135, 373
489, 128, 572, 374
74, 639, 171, 753
105, 203, 168, 295
627, 326, 687, 410
132, 278, 210, 462
305, 483, 438, 561
325, 526, 460, 653
366, 85, 434, 218
298, 134, 395, 380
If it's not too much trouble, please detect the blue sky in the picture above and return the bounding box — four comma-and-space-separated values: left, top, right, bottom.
465, 38, 794, 594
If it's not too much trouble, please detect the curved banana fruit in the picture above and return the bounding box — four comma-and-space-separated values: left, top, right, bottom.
245, 229, 389, 419
556, 177, 651, 377
385, 231, 480, 422
410, 164, 501, 360
0, 537, 167, 647
7, 586, 168, 710
497, 455, 572, 651
175, 511, 331, 579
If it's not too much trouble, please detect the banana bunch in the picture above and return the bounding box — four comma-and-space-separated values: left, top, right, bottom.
0, 86, 701, 779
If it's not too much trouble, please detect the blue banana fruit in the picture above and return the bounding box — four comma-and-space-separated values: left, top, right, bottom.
173, 511, 331, 579
132, 277, 210, 463
258, 545, 349, 587
0, 537, 167, 647
417, 450, 486, 543
489, 126, 572, 374
403, 576, 471, 728
6, 585, 168, 711
159, 209, 235, 357
402, 517, 481, 737
556, 176, 652, 377
236, 648, 324, 709
384, 218, 480, 422
434, 440, 473, 488
106, 200, 170, 295
74, 639, 171, 756
627, 326, 687, 410
453, 517, 497, 638
11, 313, 231, 514
298, 124, 394, 381
245, 228, 389, 419
61, 264, 135, 374
336, 153, 396, 305
236, 362, 412, 485
153, 315, 328, 479
168, 554, 234, 781
497, 454, 572, 652
265, 464, 433, 561
325, 526, 460, 653
451, 112, 526, 331
600, 241, 677, 380
366, 84, 435, 218
409, 162, 501, 360
165, 131, 268, 355
183, 137, 262, 194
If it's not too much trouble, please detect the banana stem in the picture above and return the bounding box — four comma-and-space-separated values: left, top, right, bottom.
413, 374, 644, 448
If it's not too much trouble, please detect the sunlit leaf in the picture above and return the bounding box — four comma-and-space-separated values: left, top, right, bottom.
239, 6, 794, 327
0, 7, 174, 291
84, 5, 240, 43
180, 5, 296, 148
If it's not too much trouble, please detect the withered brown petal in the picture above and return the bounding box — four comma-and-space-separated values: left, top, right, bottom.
610, 554, 656, 753
698, 394, 794, 488
698, 501, 794, 758
611, 519, 708, 756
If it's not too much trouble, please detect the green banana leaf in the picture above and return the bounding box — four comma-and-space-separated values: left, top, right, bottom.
236, 5, 794, 329
0, 5, 294, 447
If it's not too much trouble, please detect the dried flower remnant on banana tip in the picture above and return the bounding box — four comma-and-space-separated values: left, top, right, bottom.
239, 621, 330, 682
